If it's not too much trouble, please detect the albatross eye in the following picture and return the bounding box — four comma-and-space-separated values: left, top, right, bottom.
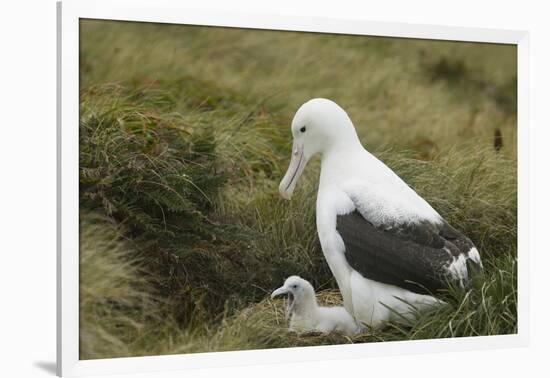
300, 126, 306, 133
292, 284, 298, 289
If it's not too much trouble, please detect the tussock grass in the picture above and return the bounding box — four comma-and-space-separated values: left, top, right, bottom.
79, 212, 170, 359
78, 19, 517, 358
80, 84, 225, 242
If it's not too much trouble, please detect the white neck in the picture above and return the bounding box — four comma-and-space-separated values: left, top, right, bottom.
319, 138, 371, 189
292, 294, 319, 317
322, 128, 363, 157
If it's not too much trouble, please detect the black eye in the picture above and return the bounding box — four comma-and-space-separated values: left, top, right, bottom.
292, 284, 298, 289
300, 126, 306, 133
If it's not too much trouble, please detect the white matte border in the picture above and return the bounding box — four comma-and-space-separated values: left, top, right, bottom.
58, 0, 529, 376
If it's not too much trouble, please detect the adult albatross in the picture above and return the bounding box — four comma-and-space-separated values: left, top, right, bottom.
279, 98, 482, 328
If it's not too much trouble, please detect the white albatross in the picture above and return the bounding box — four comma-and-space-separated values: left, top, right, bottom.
279, 98, 482, 328
271, 276, 361, 336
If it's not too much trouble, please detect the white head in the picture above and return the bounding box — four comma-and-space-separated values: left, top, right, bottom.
279, 98, 361, 199
271, 275, 317, 317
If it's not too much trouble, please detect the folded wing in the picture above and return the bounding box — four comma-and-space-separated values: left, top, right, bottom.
337, 209, 480, 295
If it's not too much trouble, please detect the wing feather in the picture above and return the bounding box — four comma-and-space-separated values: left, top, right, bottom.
337, 210, 480, 295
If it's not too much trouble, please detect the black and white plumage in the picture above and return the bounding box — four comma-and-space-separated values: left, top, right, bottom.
279, 98, 482, 328
271, 276, 361, 336
338, 211, 479, 295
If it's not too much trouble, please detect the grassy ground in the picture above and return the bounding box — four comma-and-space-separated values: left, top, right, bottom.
79, 19, 517, 359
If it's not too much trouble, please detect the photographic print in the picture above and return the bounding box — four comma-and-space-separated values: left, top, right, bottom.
78, 19, 517, 360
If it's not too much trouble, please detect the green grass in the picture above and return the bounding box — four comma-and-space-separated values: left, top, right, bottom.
78, 19, 517, 359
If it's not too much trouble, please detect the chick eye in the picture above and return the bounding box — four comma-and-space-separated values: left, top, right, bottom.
292, 284, 298, 289
300, 126, 306, 133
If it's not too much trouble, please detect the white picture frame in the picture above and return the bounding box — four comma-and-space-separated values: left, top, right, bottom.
57, 0, 530, 376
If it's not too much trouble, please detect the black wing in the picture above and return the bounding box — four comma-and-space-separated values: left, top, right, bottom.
336, 211, 479, 295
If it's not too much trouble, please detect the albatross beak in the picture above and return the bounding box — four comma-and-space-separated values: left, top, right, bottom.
279, 140, 306, 200
271, 285, 295, 320
271, 286, 289, 299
